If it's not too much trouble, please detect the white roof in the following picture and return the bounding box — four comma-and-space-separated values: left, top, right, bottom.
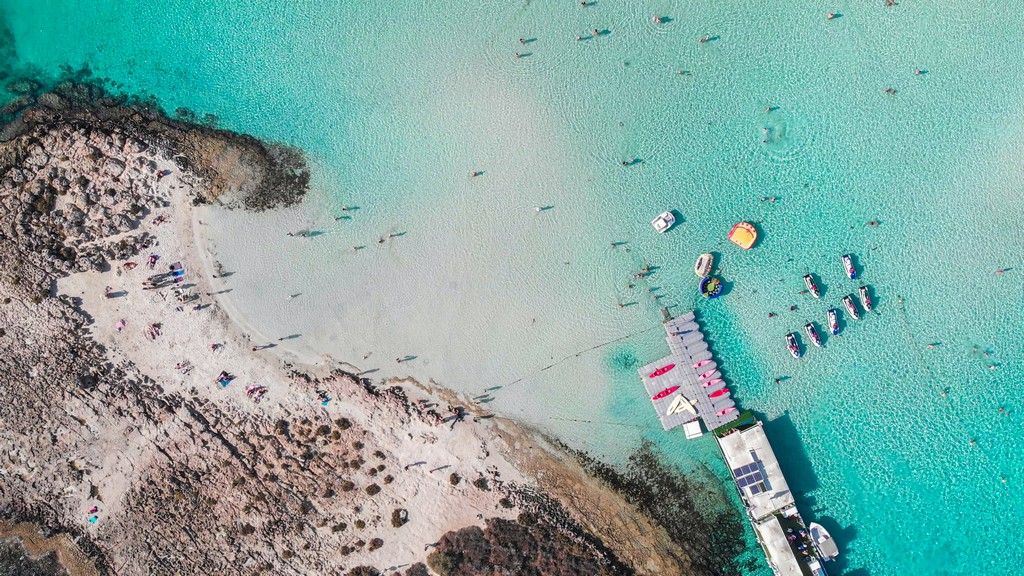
683, 420, 703, 439
717, 422, 795, 520
754, 516, 806, 576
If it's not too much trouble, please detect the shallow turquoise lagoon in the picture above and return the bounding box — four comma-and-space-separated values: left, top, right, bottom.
6, 1, 1024, 574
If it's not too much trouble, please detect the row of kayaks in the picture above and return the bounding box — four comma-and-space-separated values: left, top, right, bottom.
785, 287, 872, 358
647, 357, 737, 417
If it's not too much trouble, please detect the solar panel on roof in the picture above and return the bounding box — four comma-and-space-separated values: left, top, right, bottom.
748, 484, 763, 495
737, 477, 749, 488
732, 467, 745, 477
750, 471, 764, 483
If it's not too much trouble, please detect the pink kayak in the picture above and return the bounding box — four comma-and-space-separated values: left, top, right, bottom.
651, 386, 679, 400
692, 359, 713, 369
716, 407, 737, 417
702, 378, 724, 388
698, 369, 717, 380
709, 388, 729, 398
649, 364, 676, 378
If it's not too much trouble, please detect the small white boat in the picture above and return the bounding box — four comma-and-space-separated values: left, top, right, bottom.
859, 285, 873, 312
843, 295, 861, 320
651, 211, 676, 234
808, 522, 840, 560
694, 253, 714, 277
803, 274, 821, 298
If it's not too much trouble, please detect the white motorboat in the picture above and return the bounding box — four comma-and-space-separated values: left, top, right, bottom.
808, 522, 839, 561
651, 211, 675, 234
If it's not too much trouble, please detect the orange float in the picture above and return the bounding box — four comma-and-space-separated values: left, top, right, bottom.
728, 222, 758, 250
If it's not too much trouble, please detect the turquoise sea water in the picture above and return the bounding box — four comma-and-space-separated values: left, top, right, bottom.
6, 1, 1024, 574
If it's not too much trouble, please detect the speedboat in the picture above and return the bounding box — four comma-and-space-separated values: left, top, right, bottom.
843, 295, 861, 320
803, 274, 821, 298
804, 322, 822, 347
827, 308, 839, 335
692, 359, 713, 369
694, 253, 714, 277
842, 254, 857, 279
808, 522, 840, 561
651, 211, 675, 234
859, 285, 873, 312
786, 333, 801, 359
648, 363, 676, 378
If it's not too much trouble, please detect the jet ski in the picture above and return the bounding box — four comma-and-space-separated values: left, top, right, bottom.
786, 333, 801, 359
843, 295, 861, 320
859, 285, 873, 312
804, 322, 822, 347
842, 254, 857, 279
803, 274, 821, 298
827, 308, 839, 335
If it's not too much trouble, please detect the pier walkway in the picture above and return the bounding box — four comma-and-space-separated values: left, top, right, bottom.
637, 311, 832, 576
637, 311, 739, 433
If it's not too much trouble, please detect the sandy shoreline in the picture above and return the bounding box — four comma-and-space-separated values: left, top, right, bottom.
0, 85, 730, 574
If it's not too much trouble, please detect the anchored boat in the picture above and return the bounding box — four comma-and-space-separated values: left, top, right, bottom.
803, 273, 821, 298
827, 308, 839, 335
786, 332, 801, 359
843, 295, 861, 320
804, 322, 822, 347
652, 211, 675, 234
694, 253, 714, 277
841, 254, 857, 279
859, 285, 873, 312
808, 522, 840, 561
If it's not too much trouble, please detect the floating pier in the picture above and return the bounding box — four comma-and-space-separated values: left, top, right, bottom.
639, 311, 834, 576
637, 311, 739, 434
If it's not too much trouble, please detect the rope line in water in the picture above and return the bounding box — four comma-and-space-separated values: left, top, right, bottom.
499, 324, 663, 390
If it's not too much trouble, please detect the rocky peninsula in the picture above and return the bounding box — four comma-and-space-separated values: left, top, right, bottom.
0, 81, 741, 575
